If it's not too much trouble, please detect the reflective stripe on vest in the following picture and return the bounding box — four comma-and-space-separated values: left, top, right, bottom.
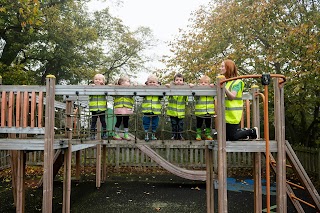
89, 95, 107, 111
142, 96, 162, 115
225, 80, 244, 124
114, 96, 134, 108
166, 96, 187, 118
195, 96, 215, 115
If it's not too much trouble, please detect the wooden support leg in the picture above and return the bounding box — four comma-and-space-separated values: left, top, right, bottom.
254, 153, 262, 212
75, 150, 81, 181
206, 145, 214, 213
96, 144, 101, 188
102, 145, 107, 182
10, 150, 18, 207
16, 150, 25, 213
62, 143, 72, 213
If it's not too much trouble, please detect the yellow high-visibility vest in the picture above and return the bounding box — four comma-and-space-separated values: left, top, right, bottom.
142, 96, 162, 115
166, 96, 188, 118
195, 96, 215, 115
89, 95, 107, 112
225, 79, 244, 124
114, 96, 134, 108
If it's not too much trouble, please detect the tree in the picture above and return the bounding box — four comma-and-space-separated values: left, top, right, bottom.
165, 0, 320, 146
0, 0, 155, 85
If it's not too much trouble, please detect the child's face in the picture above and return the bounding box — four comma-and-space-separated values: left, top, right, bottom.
174, 77, 184, 85
94, 75, 105, 85
199, 79, 210, 86
121, 79, 130, 86
147, 78, 158, 86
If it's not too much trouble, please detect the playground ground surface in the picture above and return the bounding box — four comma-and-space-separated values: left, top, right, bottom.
0, 167, 319, 213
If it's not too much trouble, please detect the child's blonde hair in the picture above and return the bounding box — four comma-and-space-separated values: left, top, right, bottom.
117, 75, 130, 85
147, 74, 158, 82
199, 75, 211, 83
93, 73, 106, 83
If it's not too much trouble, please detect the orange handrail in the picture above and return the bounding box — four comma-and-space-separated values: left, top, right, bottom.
219, 74, 286, 86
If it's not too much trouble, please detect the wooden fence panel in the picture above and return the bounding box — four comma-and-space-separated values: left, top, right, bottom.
0, 146, 319, 179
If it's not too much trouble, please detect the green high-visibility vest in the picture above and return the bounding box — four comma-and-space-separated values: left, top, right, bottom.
225, 79, 244, 124
195, 96, 215, 115
89, 95, 107, 111
114, 96, 134, 108
142, 96, 162, 115
166, 96, 188, 118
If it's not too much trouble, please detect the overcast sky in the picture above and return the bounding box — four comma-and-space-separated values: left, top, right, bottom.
88, 0, 211, 82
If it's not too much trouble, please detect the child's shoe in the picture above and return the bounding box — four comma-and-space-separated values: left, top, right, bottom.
101, 134, 108, 140
196, 128, 202, 141
123, 132, 131, 141
251, 127, 260, 140
171, 134, 176, 140
205, 128, 213, 140
151, 133, 157, 140
145, 132, 149, 142
113, 133, 122, 140
90, 134, 96, 140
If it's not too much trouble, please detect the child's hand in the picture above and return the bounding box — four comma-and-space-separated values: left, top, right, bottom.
165, 84, 170, 88
189, 83, 195, 88
209, 83, 215, 88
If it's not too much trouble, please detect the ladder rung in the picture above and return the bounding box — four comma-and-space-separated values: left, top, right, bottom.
290, 194, 316, 209
286, 180, 304, 189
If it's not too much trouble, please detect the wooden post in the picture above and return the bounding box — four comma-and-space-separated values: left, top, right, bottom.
16, 151, 25, 213
216, 76, 227, 213
63, 100, 73, 212
42, 75, 56, 213
274, 78, 287, 212
205, 143, 214, 213
251, 85, 262, 212
62, 142, 72, 213
75, 151, 81, 181
102, 145, 107, 182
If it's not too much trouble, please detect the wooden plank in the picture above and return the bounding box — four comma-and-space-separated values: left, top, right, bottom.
1, 91, 6, 127
212, 140, 278, 152
16, 91, 21, 127
23, 91, 28, 128
8, 91, 14, 127
38, 91, 43, 128
31, 91, 36, 128
0, 127, 45, 134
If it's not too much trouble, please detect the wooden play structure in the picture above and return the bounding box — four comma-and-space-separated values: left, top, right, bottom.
0, 74, 319, 213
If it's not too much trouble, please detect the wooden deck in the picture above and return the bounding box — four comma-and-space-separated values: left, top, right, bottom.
0, 137, 277, 152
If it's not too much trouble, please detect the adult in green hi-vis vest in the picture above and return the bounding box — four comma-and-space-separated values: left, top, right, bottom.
219, 59, 259, 141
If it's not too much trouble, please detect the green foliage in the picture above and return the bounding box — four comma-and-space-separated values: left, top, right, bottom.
0, 63, 36, 85
0, 0, 155, 85
165, 0, 320, 146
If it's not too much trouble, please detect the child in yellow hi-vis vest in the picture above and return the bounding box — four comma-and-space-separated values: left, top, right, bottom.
89, 73, 107, 140
165, 73, 188, 140
194, 75, 215, 141
113, 75, 134, 141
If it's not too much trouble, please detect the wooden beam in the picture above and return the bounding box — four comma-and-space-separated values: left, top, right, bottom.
42, 75, 56, 213
274, 78, 287, 212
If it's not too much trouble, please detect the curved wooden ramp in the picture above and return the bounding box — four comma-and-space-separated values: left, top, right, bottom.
136, 144, 214, 181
